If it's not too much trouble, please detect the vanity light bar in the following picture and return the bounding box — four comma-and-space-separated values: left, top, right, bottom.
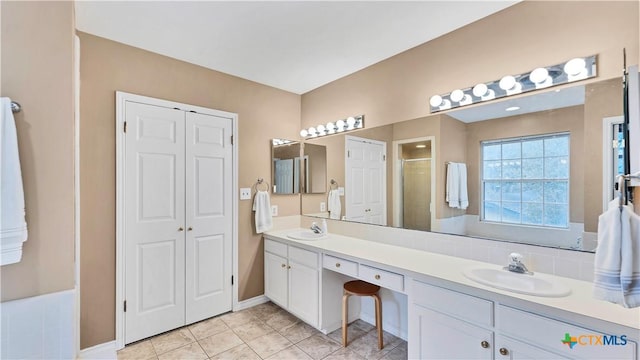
429, 55, 597, 113
300, 115, 364, 138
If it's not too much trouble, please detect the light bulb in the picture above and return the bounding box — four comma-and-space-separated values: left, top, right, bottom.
326, 122, 335, 132
499, 75, 516, 90
316, 124, 325, 132
472, 83, 488, 97
308, 127, 316, 135
300, 129, 308, 137
564, 58, 586, 76
429, 95, 443, 107
336, 119, 345, 131
450, 89, 465, 103
529, 67, 549, 84
346, 117, 356, 126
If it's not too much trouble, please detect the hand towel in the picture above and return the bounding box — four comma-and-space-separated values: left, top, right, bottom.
328, 189, 341, 220
1, 98, 28, 263
252, 190, 273, 233
593, 199, 625, 305
458, 163, 469, 210
446, 162, 459, 208
621, 204, 640, 308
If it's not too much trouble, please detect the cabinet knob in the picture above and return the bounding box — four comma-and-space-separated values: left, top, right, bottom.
499, 348, 509, 356
336, 263, 341, 268
480, 341, 489, 349
375, 274, 381, 280
188, 227, 193, 231
288, 265, 291, 269
178, 227, 184, 232
281, 264, 286, 268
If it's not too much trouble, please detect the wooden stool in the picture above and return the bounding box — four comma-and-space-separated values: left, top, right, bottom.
342, 280, 383, 349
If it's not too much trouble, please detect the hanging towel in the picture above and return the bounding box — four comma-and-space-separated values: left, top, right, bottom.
593, 199, 640, 308
1, 98, 28, 262
252, 190, 273, 234
446, 162, 468, 209
328, 189, 341, 220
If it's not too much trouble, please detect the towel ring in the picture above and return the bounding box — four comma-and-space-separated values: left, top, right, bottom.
254, 178, 270, 192
330, 179, 339, 190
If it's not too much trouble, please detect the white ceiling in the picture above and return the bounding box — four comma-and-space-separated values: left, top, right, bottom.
75, 1, 519, 94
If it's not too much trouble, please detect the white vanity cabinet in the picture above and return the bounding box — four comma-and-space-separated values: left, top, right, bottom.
409, 280, 637, 360
264, 238, 319, 327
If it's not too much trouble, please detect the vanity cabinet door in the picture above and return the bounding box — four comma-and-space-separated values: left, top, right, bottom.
288, 258, 319, 327
410, 305, 493, 360
496, 335, 569, 360
265, 251, 288, 308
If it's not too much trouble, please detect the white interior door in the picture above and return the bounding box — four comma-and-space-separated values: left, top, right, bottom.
345, 137, 386, 225
124, 102, 186, 343
185, 112, 233, 324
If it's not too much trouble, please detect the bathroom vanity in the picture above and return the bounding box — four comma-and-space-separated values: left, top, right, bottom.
264, 229, 640, 359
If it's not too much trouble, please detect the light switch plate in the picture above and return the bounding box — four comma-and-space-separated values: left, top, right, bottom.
320, 202, 326, 212
240, 188, 251, 200
271, 205, 278, 216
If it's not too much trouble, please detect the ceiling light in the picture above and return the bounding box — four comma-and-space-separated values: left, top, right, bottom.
300, 115, 364, 139
416, 144, 427, 148
300, 129, 308, 137
505, 106, 520, 111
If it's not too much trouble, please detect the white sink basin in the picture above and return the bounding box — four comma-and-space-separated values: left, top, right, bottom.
463, 267, 571, 297
287, 231, 327, 241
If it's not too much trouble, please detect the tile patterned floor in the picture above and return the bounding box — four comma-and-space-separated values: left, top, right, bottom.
118, 302, 407, 360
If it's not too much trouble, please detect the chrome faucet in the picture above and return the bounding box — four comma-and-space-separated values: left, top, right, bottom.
310, 222, 323, 234
504, 252, 533, 275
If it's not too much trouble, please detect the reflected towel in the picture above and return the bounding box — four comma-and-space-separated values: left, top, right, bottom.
1, 98, 28, 259
458, 163, 469, 210
328, 189, 341, 220
594, 199, 640, 308
252, 190, 273, 233
446, 162, 468, 209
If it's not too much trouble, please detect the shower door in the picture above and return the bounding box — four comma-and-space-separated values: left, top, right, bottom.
402, 159, 431, 231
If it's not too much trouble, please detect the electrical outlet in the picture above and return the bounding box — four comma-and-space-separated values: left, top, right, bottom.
320, 202, 326, 212
240, 188, 251, 200
271, 205, 278, 216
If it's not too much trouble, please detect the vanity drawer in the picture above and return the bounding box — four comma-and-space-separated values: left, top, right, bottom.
265, 238, 287, 257
412, 280, 493, 327
323, 254, 358, 277
498, 305, 636, 359
359, 264, 404, 292
288, 245, 318, 268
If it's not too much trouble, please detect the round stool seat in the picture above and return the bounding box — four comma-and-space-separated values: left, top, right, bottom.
344, 280, 380, 296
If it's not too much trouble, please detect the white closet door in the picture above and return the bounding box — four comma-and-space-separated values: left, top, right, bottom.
185, 112, 233, 324
346, 137, 386, 225
365, 142, 386, 225
345, 138, 367, 222
125, 102, 186, 344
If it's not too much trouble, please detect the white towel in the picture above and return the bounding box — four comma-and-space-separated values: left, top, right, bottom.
446, 162, 468, 209
328, 189, 341, 220
593, 199, 640, 308
252, 190, 272, 234
1, 98, 28, 261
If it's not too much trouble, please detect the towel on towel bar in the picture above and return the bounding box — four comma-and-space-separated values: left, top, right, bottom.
1, 98, 28, 264
328, 189, 341, 220
446, 162, 468, 210
252, 190, 273, 233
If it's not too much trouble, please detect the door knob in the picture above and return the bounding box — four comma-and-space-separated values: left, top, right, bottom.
499, 348, 509, 356
178, 227, 184, 232
481, 341, 489, 348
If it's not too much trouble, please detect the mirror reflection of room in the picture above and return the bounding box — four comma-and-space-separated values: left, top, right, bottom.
271, 139, 301, 194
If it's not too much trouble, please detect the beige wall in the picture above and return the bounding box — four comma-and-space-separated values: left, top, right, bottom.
78, 32, 301, 348
301, 1, 639, 130
0, 2, 75, 301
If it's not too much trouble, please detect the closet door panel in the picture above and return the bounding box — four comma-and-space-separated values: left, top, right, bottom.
185, 112, 233, 324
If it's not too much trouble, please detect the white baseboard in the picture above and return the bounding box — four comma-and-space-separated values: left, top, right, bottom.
78, 341, 116, 360
234, 294, 269, 311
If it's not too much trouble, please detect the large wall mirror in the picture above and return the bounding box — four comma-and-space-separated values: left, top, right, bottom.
300, 78, 625, 252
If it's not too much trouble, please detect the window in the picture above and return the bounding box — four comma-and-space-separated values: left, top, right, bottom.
481, 133, 569, 228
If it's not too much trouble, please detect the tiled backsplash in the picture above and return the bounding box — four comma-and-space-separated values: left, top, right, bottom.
278, 216, 595, 283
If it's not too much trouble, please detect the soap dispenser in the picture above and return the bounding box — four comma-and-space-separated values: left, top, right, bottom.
321, 218, 328, 234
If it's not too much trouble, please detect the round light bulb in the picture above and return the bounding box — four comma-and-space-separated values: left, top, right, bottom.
450, 89, 465, 103
316, 124, 325, 132
529, 67, 549, 84
346, 117, 356, 126
429, 95, 443, 107
308, 127, 316, 135
326, 122, 335, 131
336, 119, 345, 130
499, 75, 517, 90
564, 58, 586, 76
300, 129, 308, 137
472, 83, 488, 97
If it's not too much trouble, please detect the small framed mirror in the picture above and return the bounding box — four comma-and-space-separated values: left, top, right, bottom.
271, 139, 302, 194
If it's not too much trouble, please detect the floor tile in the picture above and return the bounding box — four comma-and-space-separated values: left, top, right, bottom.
296, 334, 341, 360
199, 329, 244, 357
247, 301, 282, 322
328, 323, 369, 345
246, 332, 293, 358
208, 343, 261, 360
150, 328, 196, 355
232, 320, 274, 342
264, 309, 299, 331
380, 342, 408, 360
188, 317, 229, 340
351, 320, 375, 333
348, 331, 401, 360
220, 310, 260, 329
265, 344, 313, 359
278, 321, 319, 344
117, 340, 156, 360
157, 342, 207, 360
323, 347, 366, 360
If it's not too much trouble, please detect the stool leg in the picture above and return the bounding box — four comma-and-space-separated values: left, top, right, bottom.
373, 293, 383, 350
342, 293, 350, 347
